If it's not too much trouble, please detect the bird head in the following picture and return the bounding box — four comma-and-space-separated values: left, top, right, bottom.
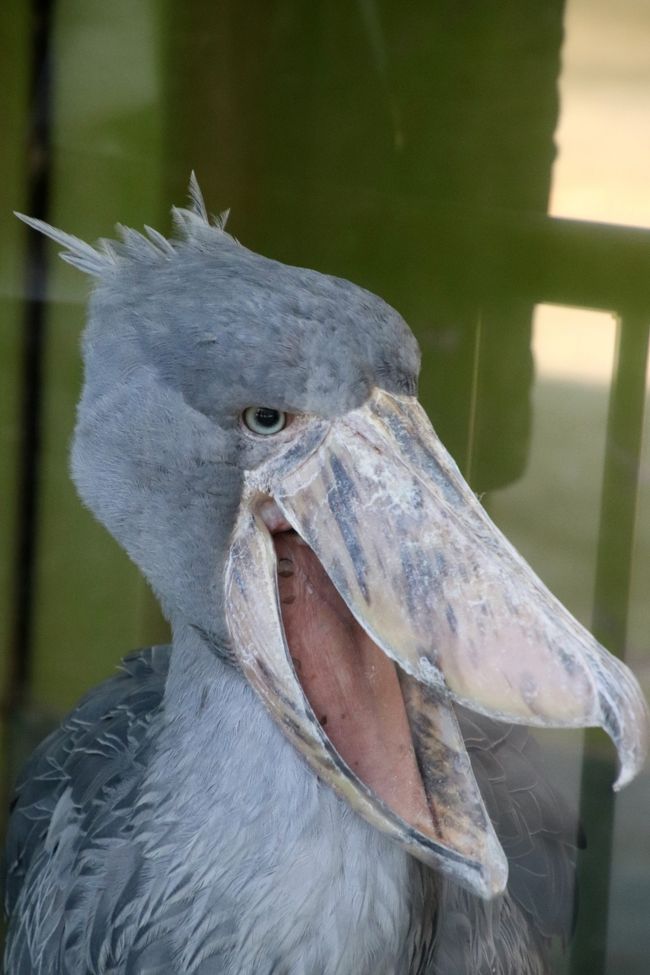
17, 177, 648, 900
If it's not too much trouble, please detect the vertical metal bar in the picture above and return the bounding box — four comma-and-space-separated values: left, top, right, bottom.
0, 0, 55, 887
570, 311, 649, 974
6, 0, 55, 716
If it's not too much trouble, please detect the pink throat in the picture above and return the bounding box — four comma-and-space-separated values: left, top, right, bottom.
273, 529, 434, 834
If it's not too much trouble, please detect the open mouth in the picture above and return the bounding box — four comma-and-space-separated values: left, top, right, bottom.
225, 389, 648, 900
273, 524, 435, 837
227, 496, 506, 898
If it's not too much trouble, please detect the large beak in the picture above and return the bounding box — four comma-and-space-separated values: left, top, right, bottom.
225, 389, 648, 899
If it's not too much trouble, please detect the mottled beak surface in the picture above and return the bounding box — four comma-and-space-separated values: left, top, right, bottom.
225, 389, 648, 899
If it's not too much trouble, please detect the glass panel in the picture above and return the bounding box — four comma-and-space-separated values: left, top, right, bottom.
607, 357, 650, 975
492, 305, 650, 974
552, 0, 650, 227
490, 305, 617, 625
2, 1, 649, 972
29, 0, 170, 716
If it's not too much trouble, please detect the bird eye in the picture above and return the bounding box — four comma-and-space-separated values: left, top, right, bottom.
242, 407, 287, 436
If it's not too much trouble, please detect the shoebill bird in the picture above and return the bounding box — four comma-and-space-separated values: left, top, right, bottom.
6, 179, 648, 975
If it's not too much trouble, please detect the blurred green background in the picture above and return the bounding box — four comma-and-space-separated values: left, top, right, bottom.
1, 1, 649, 972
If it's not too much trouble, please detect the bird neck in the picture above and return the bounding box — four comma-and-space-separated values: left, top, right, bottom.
158, 620, 317, 825
144, 622, 428, 975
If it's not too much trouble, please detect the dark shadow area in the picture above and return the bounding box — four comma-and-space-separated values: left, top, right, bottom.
168, 0, 565, 490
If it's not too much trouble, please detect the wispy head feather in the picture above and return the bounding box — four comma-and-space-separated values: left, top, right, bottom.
14, 212, 114, 277
187, 171, 230, 229
187, 170, 209, 223
15, 173, 233, 278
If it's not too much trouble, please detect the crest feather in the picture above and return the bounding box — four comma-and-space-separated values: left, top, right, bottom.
187, 171, 210, 224
15, 212, 112, 277
144, 225, 176, 255
213, 208, 231, 230
170, 205, 207, 238
115, 223, 174, 261
15, 175, 234, 276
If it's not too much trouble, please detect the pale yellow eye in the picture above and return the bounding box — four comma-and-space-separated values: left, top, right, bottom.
243, 407, 287, 435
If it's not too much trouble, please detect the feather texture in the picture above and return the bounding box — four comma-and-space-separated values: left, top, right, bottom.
4, 647, 579, 975
14, 175, 232, 280
7, 191, 584, 973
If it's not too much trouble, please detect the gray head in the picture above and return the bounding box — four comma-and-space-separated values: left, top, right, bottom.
21, 177, 419, 637
17, 177, 647, 900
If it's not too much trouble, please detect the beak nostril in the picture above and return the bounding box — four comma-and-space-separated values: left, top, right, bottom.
278, 558, 294, 578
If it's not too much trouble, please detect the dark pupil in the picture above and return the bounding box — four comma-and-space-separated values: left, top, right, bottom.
255, 408, 280, 428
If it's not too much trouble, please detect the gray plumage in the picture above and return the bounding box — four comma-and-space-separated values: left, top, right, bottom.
5, 645, 576, 974
5, 183, 580, 974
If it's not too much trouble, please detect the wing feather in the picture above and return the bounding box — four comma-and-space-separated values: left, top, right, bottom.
4, 647, 169, 974
428, 708, 582, 975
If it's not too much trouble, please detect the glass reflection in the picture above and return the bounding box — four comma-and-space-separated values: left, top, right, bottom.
1, 0, 648, 972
